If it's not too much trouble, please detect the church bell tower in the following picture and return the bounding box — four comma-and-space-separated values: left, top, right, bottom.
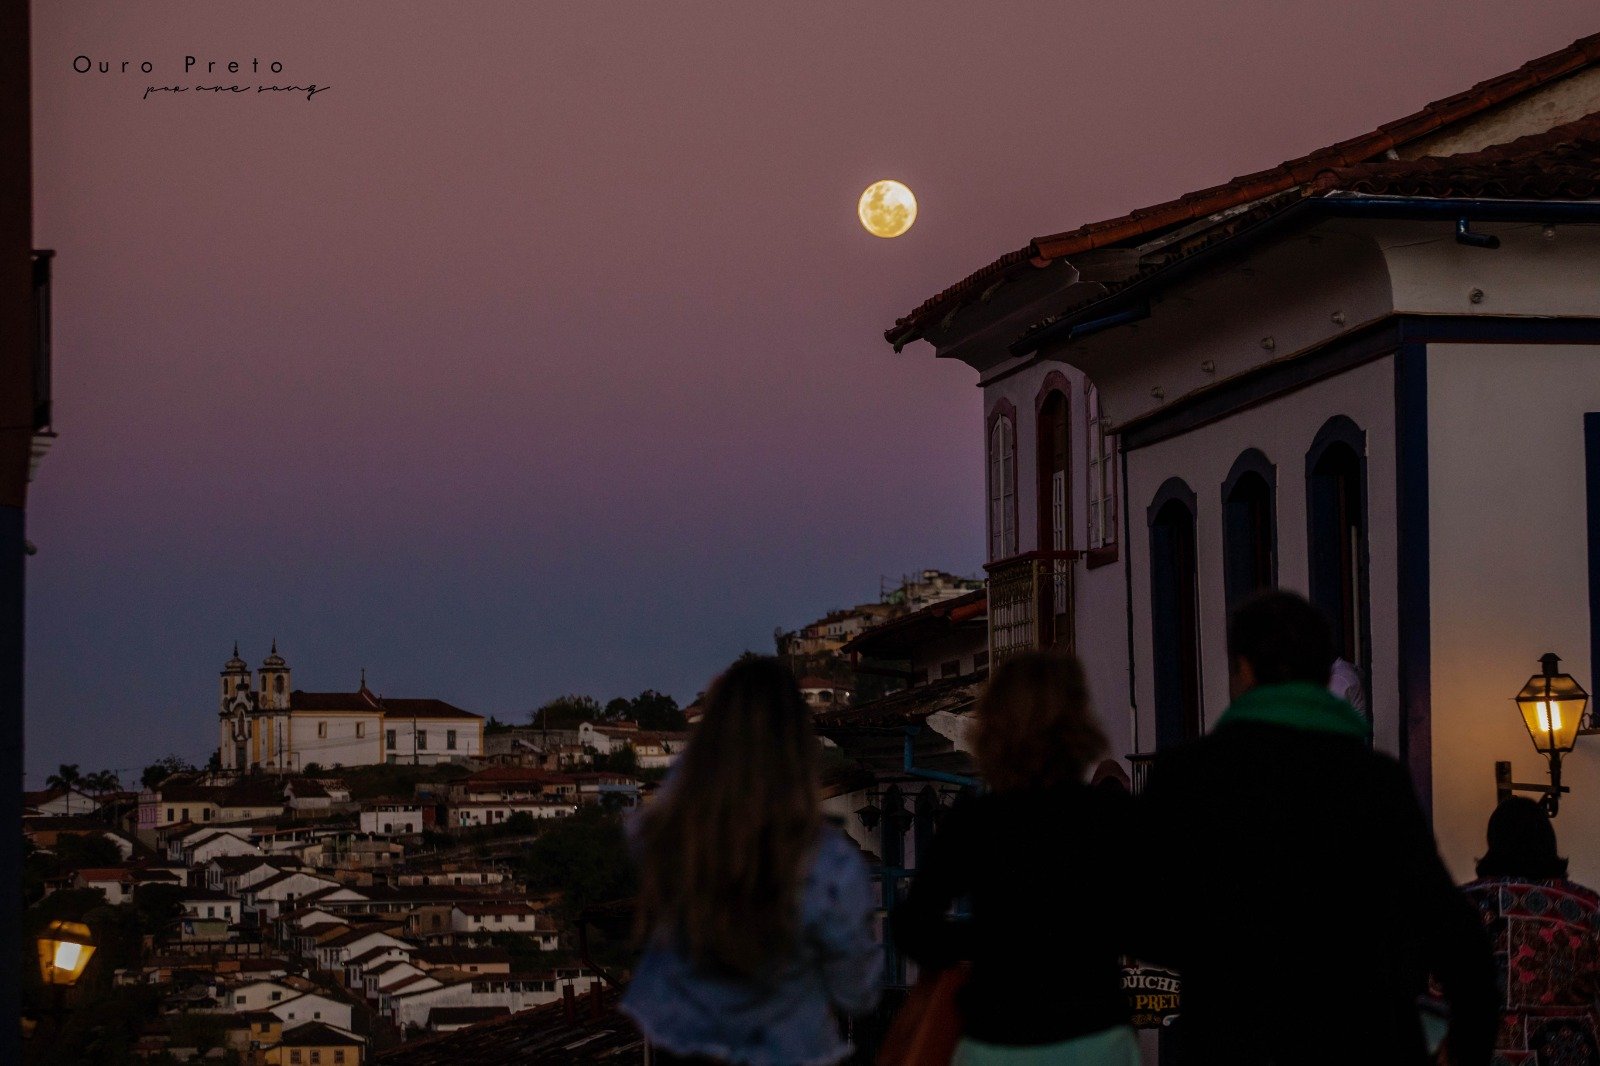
220, 643, 253, 712
258, 640, 291, 711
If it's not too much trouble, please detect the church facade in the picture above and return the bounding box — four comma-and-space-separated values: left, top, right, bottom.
217, 644, 485, 771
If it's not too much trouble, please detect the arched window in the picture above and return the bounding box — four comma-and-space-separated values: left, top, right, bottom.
1036, 377, 1071, 556
1036, 379, 1072, 639
1222, 449, 1278, 611
274, 676, 285, 694
1306, 417, 1370, 688
1149, 479, 1202, 749
987, 402, 1018, 559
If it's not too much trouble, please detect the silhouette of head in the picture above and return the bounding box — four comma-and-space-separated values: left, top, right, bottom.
1227, 590, 1335, 698
1477, 796, 1568, 880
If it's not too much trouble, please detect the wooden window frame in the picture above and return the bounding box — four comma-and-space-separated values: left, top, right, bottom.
1221, 448, 1279, 611
1085, 382, 1119, 568
986, 399, 1019, 561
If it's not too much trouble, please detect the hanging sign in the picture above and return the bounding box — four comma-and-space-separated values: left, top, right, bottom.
1121, 960, 1181, 1029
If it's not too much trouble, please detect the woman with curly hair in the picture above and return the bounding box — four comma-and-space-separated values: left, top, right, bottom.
894, 652, 1138, 1065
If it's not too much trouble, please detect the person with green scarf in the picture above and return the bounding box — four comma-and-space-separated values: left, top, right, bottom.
1134, 590, 1495, 1066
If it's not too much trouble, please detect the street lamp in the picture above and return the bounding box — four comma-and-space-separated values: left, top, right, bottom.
36, 920, 94, 986
1497, 653, 1590, 816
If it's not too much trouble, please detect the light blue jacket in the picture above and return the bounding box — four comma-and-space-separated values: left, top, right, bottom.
621, 824, 883, 1065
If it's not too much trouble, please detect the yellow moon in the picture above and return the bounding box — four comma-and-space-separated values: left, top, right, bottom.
858, 179, 918, 238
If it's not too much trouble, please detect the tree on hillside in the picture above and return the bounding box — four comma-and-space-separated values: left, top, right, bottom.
52, 832, 122, 871
131, 883, 187, 936
591, 745, 639, 775
515, 806, 637, 918
625, 690, 685, 731
140, 755, 194, 791
45, 764, 82, 793
531, 695, 602, 730
82, 770, 121, 795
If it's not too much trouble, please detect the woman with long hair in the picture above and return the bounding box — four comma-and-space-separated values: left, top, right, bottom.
622, 656, 881, 1065
894, 652, 1138, 1065
1460, 797, 1600, 1063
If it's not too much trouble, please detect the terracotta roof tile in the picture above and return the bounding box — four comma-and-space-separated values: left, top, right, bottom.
888, 31, 1600, 347
381, 698, 481, 721
1312, 111, 1600, 200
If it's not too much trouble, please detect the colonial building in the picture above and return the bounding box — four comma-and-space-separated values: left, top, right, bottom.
217, 645, 484, 771
888, 34, 1600, 882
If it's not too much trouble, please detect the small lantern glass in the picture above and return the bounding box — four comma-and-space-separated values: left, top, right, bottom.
36, 920, 94, 986
1514, 654, 1589, 755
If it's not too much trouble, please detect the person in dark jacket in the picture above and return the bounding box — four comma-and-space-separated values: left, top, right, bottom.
895, 652, 1138, 1064
1135, 590, 1495, 1066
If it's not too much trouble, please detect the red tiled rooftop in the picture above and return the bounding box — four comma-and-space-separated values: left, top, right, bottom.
289, 687, 482, 720
1309, 111, 1600, 200
887, 31, 1600, 348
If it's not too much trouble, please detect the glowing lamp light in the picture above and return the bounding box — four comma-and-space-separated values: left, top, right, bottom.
1515, 654, 1588, 756
858, 180, 918, 238
36, 920, 95, 986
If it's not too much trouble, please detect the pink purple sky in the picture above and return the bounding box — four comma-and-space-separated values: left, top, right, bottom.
24, 2, 1597, 783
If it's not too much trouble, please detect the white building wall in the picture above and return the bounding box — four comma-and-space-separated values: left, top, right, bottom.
390, 977, 592, 1030
1124, 355, 1401, 755
980, 359, 1135, 762
361, 807, 424, 835
288, 713, 384, 769
267, 992, 353, 1030
190, 834, 262, 865
385, 718, 482, 764
1426, 342, 1600, 885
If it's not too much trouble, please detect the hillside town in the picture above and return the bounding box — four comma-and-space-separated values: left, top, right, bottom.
18, 569, 984, 1063
11, 10, 1600, 1066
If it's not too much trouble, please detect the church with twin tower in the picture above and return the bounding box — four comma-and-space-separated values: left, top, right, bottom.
217, 643, 484, 771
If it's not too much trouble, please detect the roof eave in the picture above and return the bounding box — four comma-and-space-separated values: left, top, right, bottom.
1011, 193, 1600, 359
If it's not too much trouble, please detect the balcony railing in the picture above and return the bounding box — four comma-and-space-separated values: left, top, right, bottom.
1128, 752, 1156, 796
984, 550, 1079, 665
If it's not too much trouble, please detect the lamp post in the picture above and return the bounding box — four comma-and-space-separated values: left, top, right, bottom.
30, 919, 95, 1044
1496, 653, 1590, 816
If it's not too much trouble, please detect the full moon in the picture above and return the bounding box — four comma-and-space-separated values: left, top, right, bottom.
858, 179, 918, 238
